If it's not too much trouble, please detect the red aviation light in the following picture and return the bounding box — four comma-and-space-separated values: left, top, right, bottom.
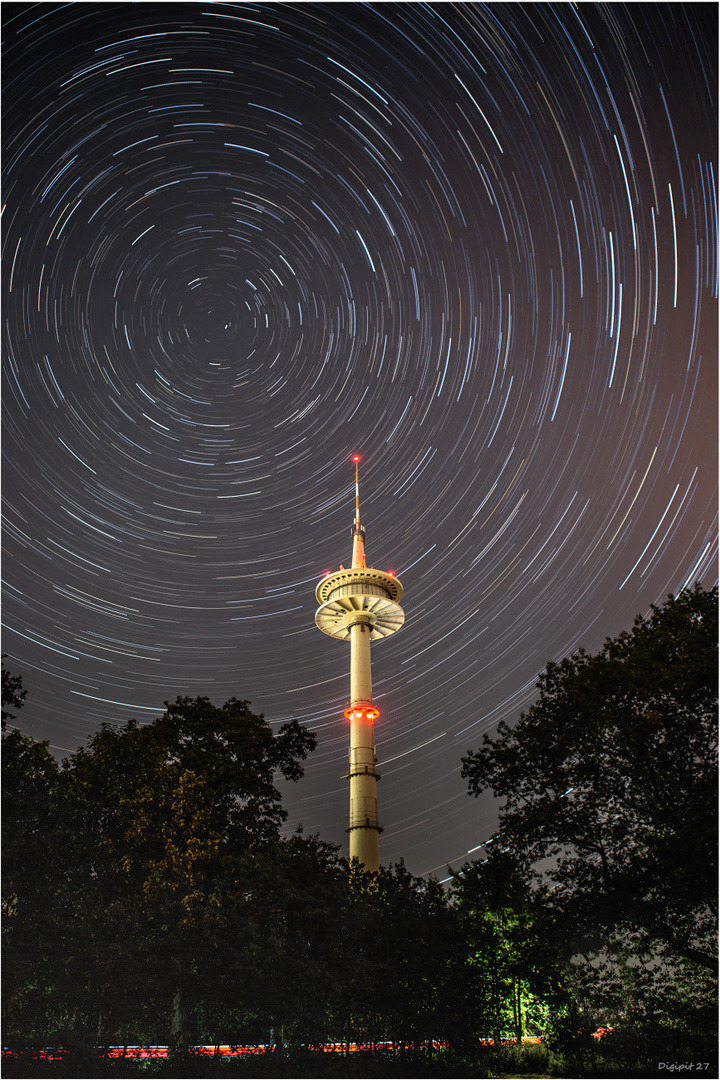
352, 454, 360, 462
344, 704, 379, 721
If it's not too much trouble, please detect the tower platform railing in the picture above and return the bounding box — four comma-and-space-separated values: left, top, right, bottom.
346, 815, 383, 834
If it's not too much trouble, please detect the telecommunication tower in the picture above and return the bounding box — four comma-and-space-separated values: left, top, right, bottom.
314, 458, 405, 871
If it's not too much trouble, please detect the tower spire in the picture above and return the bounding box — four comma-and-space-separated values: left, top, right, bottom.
314, 458, 406, 872
351, 455, 366, 569
355, 456, 360, 522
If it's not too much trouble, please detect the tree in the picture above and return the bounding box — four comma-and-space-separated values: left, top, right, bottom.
2, 655, 27, 726
1, 725, 59, 922
2, 662, 63, 1044
4, 695, 317, 1061
325, 860, 471, 1055
230, 831, 351, 1051
450, 850, 567, 1047
461, 585, 717, 991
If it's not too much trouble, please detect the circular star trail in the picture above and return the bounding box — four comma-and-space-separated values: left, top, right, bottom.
3, 3, 716, 878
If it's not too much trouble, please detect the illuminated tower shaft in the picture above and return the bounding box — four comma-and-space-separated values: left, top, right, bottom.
315, 463, 405, 871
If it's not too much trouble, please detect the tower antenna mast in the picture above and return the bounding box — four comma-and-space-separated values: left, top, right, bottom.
314, 457, 405, 871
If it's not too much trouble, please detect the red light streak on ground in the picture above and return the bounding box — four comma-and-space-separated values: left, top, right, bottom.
2, 1031, 618, 1061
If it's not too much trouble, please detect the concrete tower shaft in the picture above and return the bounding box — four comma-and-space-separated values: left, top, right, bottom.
314, 461, 405, 872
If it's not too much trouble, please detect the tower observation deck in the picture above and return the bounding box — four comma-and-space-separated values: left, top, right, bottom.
314, 458, 405, 872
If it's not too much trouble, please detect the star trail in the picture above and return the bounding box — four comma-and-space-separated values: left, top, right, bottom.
2, 3, 717, 878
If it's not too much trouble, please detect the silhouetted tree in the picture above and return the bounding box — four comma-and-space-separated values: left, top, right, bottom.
232, 832, 351, 1050
325, 859, 471, 1054
461, 585, 718, 1046
2, 655, 27, 725
3, 695, 317, 1062
2, 662, 61, 1043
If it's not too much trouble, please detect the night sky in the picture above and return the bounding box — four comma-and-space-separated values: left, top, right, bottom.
3, 2, 717, 880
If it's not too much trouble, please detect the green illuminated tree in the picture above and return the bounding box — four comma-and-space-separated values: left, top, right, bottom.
450, 850, 564, 1046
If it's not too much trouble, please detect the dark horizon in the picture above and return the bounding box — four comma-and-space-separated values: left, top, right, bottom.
2, 2, 717, 880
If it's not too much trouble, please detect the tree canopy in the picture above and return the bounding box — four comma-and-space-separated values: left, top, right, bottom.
2, 689, 477, 1063
461, 584, 718, 975
2, 654, 27, 725
3, 694, 318, 1058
